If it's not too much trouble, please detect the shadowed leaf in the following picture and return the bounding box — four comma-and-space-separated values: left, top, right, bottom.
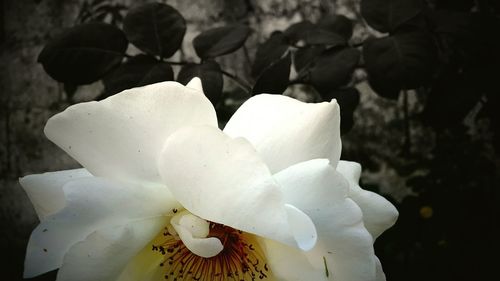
294, 45, 325, 79
310, 48, 360, 93
103, 55, 174, 96
363, 32, 437, 98
38, 22, 128, 85
252, 52, 291, 95
284, 20, 346, 47
251, 31, 289, 78
123, 3, 186, 58
193, 24, 251, 59
361, 0, 424, 33
318, 14, 354, 41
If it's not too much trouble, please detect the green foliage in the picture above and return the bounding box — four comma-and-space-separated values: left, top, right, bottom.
103, 55, 174, 96
38, 22, 127, 85
36, 0, 500, 143
310, 47, 360, 93
252, 52, 291, 95
251, 31, 289, 78
123, 3, 186, 58
361, 0, 424, 33
193, 24, 252, 59
363, 32, 436, 98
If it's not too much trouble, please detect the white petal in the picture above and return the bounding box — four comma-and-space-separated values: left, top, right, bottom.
337, 161, 399, 239
56, 217, 168, 281
19, 169, 92, 220
44, 81, 217, 183
170, 211, 223, 258
158, 125, 316, 250
24, 177, 179, 278
223, 94, 341, 173
186, 77, 203, 92
176, 211, 209, 238
116, 229, 169, 281
375, 256, 387, 281
258, 238, 325, 281
273, 159, 379, 281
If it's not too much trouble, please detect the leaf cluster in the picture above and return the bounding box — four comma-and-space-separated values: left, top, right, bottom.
361, 0, 500, 135
38, 2, 252, 108
38, 0, 500, 137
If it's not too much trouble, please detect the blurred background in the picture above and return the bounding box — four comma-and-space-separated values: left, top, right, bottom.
1, 0, 499, 280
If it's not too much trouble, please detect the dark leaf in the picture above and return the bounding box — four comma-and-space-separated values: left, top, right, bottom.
193, 24, 251, 59
360, 0, 424, 33
318, 14, 354, 41
367, 76, 401, 100
321, 88, 360, 134
123, 3, 186, 58
431, 10, 473, 35
103, 55, 174, 96
38, 22, 128, 85
431, 12, 499, 68
294, 45, 325, 78
177, 61, 223, 104
305, 29, 346, 46
284, 20, 346, 47
252, 52, 291, 95
283, 21, 315, 45
310, 48, 360, 93
435, 0, 475, 11
251, 31, 289, 78
363, 32, 437, 97
421, 68, 482, 129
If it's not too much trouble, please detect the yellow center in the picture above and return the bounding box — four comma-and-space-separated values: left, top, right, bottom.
152, 222, 271, 281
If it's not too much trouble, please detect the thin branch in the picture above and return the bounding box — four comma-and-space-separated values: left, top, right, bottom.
220, 70, 252, 93
165, 60, 192, 65
351, 42, 364, 48
403, 89, 411, 155
243, 45, 253, 67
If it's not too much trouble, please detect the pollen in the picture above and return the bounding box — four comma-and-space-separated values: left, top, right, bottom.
152, 222, 271, 281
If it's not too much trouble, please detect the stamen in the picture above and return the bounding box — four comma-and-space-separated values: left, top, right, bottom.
152, 222, 271, 281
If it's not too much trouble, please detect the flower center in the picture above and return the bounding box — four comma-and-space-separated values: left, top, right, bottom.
152, 222, 270, 281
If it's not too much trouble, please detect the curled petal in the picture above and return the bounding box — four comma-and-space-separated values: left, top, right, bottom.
170, 211, 223, 258
158, 126, 316, 250
223, 94, 341, 173
24, 177, 178, 278
44, 81, 217, 183
337, 161, 398, 239
20, 169, 91, 220
273, 159, 380, 281
56, 217, 168, 281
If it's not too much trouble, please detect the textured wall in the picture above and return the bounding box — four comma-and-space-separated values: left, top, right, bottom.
0, 0, 419, 280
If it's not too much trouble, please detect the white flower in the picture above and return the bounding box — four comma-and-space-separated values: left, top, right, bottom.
20, 78, 398, 281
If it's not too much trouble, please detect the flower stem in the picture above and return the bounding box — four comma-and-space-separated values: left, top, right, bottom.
220, 70, 252, 94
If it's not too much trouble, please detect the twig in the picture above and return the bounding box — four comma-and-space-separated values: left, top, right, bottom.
220, 70, 252, 93
165, 60, 192, 65
403, 89, 411, 155
243, 45, 253, 68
